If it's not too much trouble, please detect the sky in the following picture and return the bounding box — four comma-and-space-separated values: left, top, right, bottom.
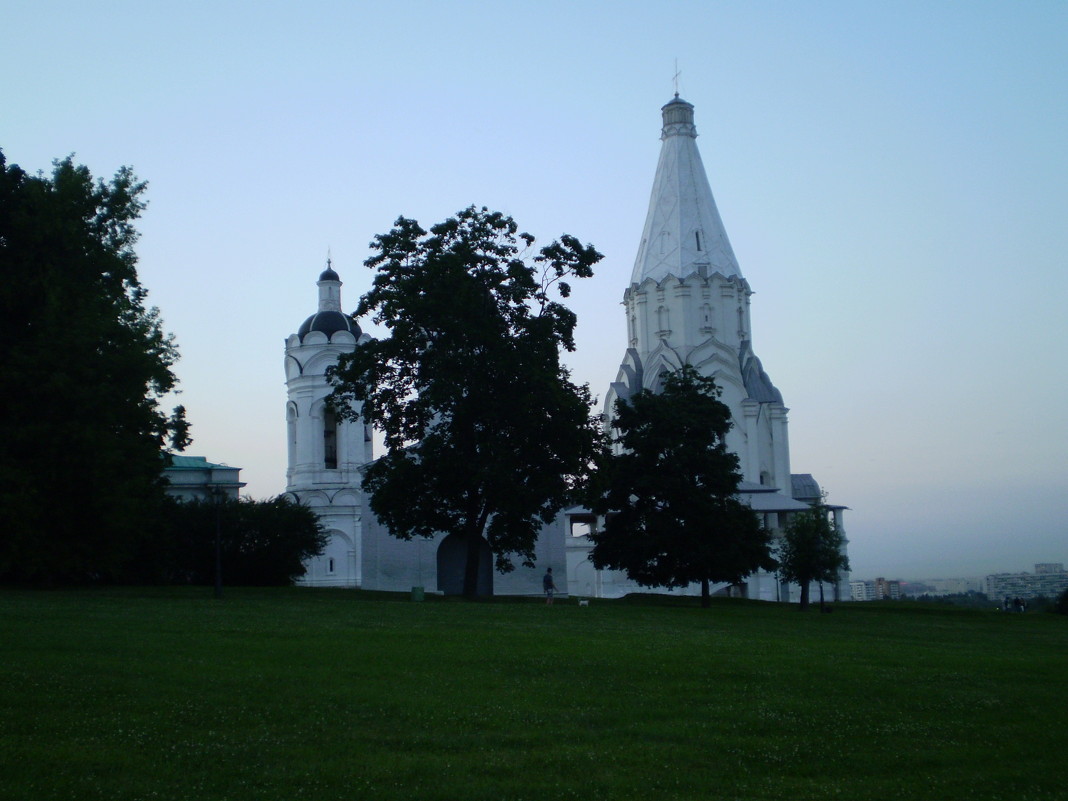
5, 0, 1067, 581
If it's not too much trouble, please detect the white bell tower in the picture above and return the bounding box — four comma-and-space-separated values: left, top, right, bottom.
283, 263, 372, 586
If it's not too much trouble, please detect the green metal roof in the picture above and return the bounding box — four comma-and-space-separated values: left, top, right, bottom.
165, 455, 236, 471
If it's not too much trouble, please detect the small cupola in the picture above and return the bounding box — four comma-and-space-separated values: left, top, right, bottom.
661, 94, 697, 139
297, 260, 361, 341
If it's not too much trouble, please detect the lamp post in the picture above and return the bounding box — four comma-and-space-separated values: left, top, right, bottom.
199, 467, 244, 600
212, 485, 226, 599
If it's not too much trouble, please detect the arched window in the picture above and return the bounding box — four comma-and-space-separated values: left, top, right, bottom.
286, 403, 298, 469
656, 305, 670, 336
323, 411, 337, 469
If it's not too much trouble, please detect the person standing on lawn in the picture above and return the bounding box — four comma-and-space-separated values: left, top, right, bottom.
543, 567, 558, 605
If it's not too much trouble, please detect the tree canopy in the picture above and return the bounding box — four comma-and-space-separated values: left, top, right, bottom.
0, 152, 189, 584
776, 502, 849, 611
327, 206, 602, 598
588, 366, 775, 607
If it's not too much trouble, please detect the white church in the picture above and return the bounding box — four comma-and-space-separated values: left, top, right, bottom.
283, 95, 849, 601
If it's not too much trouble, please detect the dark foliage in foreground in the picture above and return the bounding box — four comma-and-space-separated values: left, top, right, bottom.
135, 496, 327, 586
0, 152, 189, 585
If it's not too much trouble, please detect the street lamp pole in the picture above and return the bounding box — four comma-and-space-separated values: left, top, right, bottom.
213, 486, 224, 599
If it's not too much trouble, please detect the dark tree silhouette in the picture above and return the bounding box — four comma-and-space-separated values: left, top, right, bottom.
588, 366, 774, 607
0, 152, 189, 584
777, 502, 849, 611
328, 207, 602, 598
141, 496, 327, 586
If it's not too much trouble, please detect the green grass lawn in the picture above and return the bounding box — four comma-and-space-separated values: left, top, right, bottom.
1, 588, 1064, 801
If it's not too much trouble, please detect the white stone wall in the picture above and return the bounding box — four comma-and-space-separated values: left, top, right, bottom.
361, 513, 567, 596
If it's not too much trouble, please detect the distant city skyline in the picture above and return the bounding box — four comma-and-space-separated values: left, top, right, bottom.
5, 1, 1066, 579
865, 562, 1067, 582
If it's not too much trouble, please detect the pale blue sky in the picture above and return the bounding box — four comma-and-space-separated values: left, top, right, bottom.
5, 1, 1066, 580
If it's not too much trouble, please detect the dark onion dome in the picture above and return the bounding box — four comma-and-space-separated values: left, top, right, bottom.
319, 266, 340, 282
297, 310, 361, 341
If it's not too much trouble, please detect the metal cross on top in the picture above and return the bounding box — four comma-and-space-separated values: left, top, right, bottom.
673, 59, 681, 97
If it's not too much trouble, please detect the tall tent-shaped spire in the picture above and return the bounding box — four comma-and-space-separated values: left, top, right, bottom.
586, 92, 850, 604
630, 95, 741, 286
608, 94, 785, 488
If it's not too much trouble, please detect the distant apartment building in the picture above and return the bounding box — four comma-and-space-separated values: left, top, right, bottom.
874, 577, 901, 600
984, 564, 1068, 601
850, 581, 875, 601
849, 577, 900, 601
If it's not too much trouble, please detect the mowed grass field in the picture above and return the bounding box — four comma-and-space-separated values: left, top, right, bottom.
1, 588, 1065, 801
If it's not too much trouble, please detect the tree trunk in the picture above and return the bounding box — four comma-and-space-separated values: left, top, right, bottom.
701, 578, 710, 608
463, 533, 480, 599
818, 581, 826, 612
798, 581, 810, 611
462, 506, 492, 600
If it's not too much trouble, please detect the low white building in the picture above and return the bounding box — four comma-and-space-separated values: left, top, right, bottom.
163, 455, 244, 501
564, 483, 847, 602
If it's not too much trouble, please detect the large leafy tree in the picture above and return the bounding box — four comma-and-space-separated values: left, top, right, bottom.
328, 207, 602, 598
777, 502, 849, 611
0, 152, 189, 584
588, 366, 775, 607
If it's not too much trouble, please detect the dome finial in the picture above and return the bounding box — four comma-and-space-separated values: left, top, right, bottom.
318, 249, 340, 283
